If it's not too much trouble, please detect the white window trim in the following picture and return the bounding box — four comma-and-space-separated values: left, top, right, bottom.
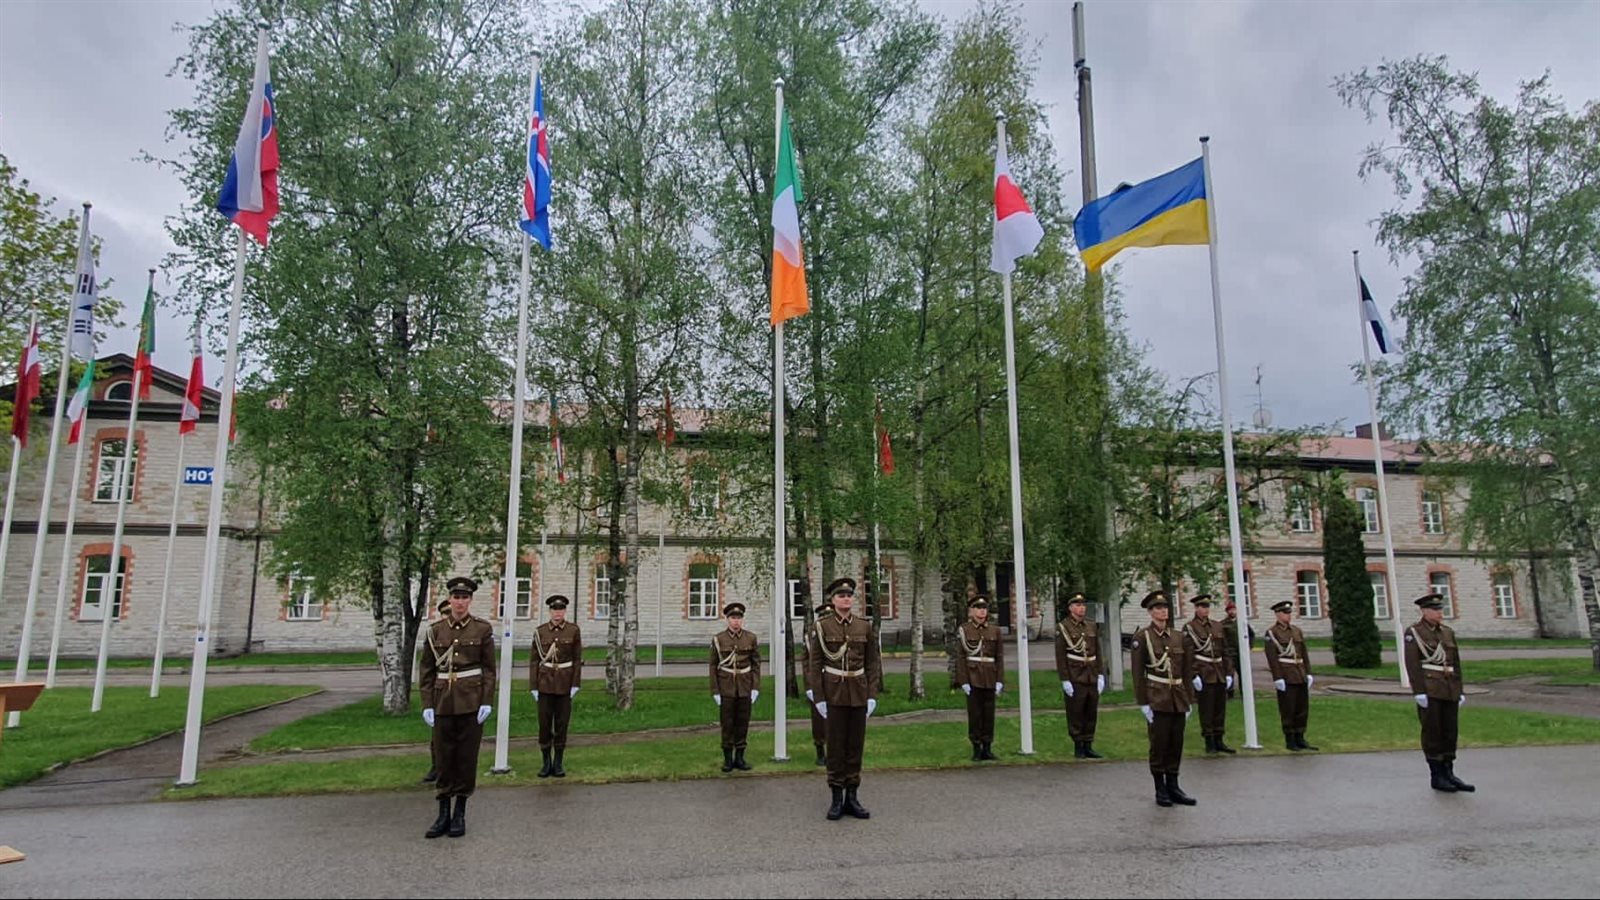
104, 380, 134, 402
1356, 487, 1381, 533
501, 576, 535, 620
787, 578, 807, 618
1370, 571, 1391, 620
286, 574, 323, 621
687, 567, 719, 619
1492, 575, 1516, 619
1295, 571, 1323, 619
594, 571, 612, 620
94, 438, 138, 503
1287, 488, 1315, 533
863, 567, 895, 620
1428, 574, 1456, 618
689, 473, 721, 522
1422, 492, 1445, 535
79, 556, 127, 622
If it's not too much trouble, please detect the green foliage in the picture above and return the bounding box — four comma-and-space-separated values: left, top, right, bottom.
1321, 477, 1383, 668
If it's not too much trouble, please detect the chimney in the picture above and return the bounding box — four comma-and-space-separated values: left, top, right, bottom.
1354, 422, 1393, 440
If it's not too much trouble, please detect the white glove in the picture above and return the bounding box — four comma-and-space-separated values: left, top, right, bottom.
1458, 695, 1466, 707
532, 690, 540, 700
1140, 704, 1154, 724
714, 694, 722, 707
1274, 678, 1287, 692
994, 682, 1004, 695
1062, 680, 1075, 697
422, 708, 435, 727
476, 705, 492, 725
961, 683, 972, 695
1192, 676, 1203, 692
569, 686, 580, 698
805, 689, 814, 703
751, 690, 760, 703
1307, 674, 1316, 688
1414, 693, 1429, 709
866, 698, 878, 717
1097, 674, 1105, 693
1225, 675, 1234, 691
817, 701, 828, 719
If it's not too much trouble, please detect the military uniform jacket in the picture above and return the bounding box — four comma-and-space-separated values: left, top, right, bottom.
529, 620, 583, 693
1264, 622, 1309, 685
1183, 617, 1235, 684
1403, 619, 1463, 701
420, 614, 497, 714
1131, 624, 1194, 713
709, 628, 762, 697
1222, 615, 1246, 669
804, 612, 883, 707
1053, 616, 1102, 684
954, 619, 1004, 688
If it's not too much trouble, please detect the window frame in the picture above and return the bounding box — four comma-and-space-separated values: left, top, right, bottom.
1491, 572, 1517, 619
1295, 570, 1323, 619
1355, 486, 1381, 533
1369, 570, 1391, 620
1286, 483, 1315, 533
93, 437, 139, 503
1421, 489, 1445, 535
79, 554, 128, 622
687, 562, 719, 620
1428, 571, 1457, 618
286, 573, 324, 621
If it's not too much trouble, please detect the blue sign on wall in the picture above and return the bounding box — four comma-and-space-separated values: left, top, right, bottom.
183, 466, 214, 485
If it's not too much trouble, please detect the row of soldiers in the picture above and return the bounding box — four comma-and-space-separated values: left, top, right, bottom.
414, 573, 1474, 835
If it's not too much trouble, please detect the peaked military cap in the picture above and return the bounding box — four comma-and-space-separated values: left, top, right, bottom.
445, 576, 478, 595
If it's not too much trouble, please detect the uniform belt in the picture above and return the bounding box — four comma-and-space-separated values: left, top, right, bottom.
1145, 674, 1183, 686
824, 665, 865, 677
1066, 653, 1097, 662
1421, 663, 1455, 673
965, 656, 995, 663
1195, 655, 1220, 663
1278, 658, 1303, 665
540, 661, 574, 669
443, 667, 482, 678
718, 665, 752, 674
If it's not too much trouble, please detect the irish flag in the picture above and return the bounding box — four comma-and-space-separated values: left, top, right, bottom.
769, 111, 808, 325
67, 360, 97, 445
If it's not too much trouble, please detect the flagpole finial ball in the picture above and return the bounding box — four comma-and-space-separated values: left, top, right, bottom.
1199, 135, 1211, 144
82, 202, 92, 210
773, 76, 784, 88
995, 111, 1007, 122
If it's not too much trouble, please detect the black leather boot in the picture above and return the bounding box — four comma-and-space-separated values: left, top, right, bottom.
733, 748, 751, 771
1298, 732, 1319, 751
814, 743, 827, 767
1429, 760, 1458, 792
551, 748, 566, 778
721, 748, 734, 773
826, 786, 845, 820
424, 798, 451, 838
1073, 741, 1087, 759
971, 742, 983, 762
1215, 737, 1237, 754
537, 748, 553, 778
447, 796, 466, 837
1286, 731, 1301, 751
1444, 761, 1475, 792
843, 787, 871, 819
1166, 773, 1197, 806
980, 742, 998, 761
1081, 742, 1103, 759
420, 765, 439, 784
1153, 773, 1173, 807
1203, 735, 1217, 754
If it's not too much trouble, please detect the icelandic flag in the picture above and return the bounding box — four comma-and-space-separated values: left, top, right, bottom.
1359, 276, 1393, 355
216, 29, 280, 246
519, 64, 551, 249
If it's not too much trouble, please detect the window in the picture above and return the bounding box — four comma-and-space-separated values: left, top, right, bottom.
1492, 573, 1516, 619
1356, 487, 1380, 533
499, 561, 534, 619
1224, 568, 1253, 618
687, 562, 719, 619
286, 574, 322, 621
1421, 490, 1445, 535
788, 577, 808, 618
1429, 572, 1455, 618
1287, 484, 1315, 533
863, 564, 894, 619
1295, 570, 1322, 618
94, 437, 139, 502
688, 466, 720, 521
594, 569, 612, 620
105, 380, 133, 401
1370, 571, 1391, 620
80, 555, 127, 621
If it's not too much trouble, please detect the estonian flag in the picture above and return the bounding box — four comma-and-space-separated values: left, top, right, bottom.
1359, 276, 1394, 355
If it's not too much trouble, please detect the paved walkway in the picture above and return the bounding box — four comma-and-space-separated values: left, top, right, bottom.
1, 745, 1597, 897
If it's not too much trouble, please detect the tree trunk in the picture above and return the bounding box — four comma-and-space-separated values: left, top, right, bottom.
377, 511, 409, 714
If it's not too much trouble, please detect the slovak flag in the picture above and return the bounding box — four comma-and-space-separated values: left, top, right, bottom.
10, 319, 42, 448
1359, 276, 1394, 355
179, 337, 204, 436
989, 136, 1044, 275
519, 64, 551, 249
216, 28, 280, 246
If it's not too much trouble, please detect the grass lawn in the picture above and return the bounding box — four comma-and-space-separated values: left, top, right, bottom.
249, 671, 1133, 753
17, 645, 717, 672
171, 695, 1600, 800
1321, 657, 1598, 684
1, 684, 319, 788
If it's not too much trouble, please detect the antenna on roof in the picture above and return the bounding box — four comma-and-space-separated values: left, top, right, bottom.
1251, 364, 1272, 430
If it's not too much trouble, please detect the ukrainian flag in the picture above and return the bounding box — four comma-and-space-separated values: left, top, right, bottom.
1073, 157, 1209, 272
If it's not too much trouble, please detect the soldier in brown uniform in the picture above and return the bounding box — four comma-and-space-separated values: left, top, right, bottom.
1221, 599, 1253, 699
710, 601, 761, 773
1183, 595, 1237, 755
1264, 599, 1317, 751
1054, 592, 1104, 759
529, 594, 583, 778
801, 600, 831, 766
419, 577, 497, 838
1403, 592, 1474, 792
805, 577, 883, 821
1130, 590, 1197, 807
955, 593, 1005, 761
421, 595, 452, 785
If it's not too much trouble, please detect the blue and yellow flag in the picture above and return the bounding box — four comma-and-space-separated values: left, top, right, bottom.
1073, 157, 1208, 272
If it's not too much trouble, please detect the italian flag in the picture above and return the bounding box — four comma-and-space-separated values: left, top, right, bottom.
133, 279, 156, 400
67, 359, 97, 445
769, 110, 808, 325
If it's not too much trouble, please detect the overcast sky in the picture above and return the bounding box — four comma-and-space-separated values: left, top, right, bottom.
2, 0, 1597, 431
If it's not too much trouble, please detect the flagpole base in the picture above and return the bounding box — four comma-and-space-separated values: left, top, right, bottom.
489, 767, 513, 775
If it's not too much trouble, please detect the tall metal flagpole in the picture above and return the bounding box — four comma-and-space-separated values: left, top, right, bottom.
1200, 137, 1261, 749
1353, 251, 1410, 689
45, 359, 93, 687
10, 204, 91, 730
0, 314, 35, 612
494, 222, 534, 775
995, 114, 1036, 756
177, 228, 248, 784
770, 76, 789, 763
655, 531, 665, 678
90, 270, 155, 712
150, 343, 195, 697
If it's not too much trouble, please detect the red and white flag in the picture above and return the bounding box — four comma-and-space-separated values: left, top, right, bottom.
989, 139, 1044, 275
179, 338, 204, 435
875, 395, 894, 476
10, 320, 42, 447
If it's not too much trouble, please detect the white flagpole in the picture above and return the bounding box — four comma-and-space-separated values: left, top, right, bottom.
10, 204, 91, 729
45, 433, 90, 687
1200, 137, 1262, 749
1353, 251, 1410, 689
655, 531, 664, 678
770, 76, 789, 763
0, 314, 36, 604
150, 415, 190, 697
90, 271, 155, 711
994, 114, 1036, 756
177, 228, 248, 784
494, 219, 534, 776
